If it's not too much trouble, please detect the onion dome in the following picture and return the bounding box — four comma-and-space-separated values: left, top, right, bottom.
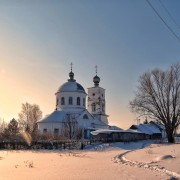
56, 67, 86, 94
93, 75, 100, 87
69, 71, 75, 82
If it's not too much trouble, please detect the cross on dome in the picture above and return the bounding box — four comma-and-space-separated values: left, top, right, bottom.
95, 65, 98, 75
93, 65, 100, 87
69, 62, 75, 81
70, 62, 73, 72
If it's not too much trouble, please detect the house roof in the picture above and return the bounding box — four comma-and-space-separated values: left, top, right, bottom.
37, 109, 109, 130
130, 124, 161, 135
90, 128, 144, 136
149, 121, 166, 130
126, 129, 143, 134
90, 129, 125, 135
109, 125, 123, 130
37, 110, 67, 123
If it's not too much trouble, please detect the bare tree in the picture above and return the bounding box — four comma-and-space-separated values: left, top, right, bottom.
62, 114, 81, 140
130, 63, 180, 143
18, 102, 42, 137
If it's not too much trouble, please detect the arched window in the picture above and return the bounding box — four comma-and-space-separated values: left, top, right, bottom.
83, 98, 85, 106
69, 97, 73, 105
77, 97, 80, 105
61, 97, 65, 105
92, 103, 96, 112
83, 114, 88, 119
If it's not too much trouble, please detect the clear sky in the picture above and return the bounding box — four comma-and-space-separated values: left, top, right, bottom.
0, 0, 180, 129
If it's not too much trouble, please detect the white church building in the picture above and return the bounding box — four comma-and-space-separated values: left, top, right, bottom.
37, 66, 116, 139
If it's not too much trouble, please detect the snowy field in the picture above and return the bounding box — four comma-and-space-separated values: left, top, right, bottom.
0, 140, 179, 180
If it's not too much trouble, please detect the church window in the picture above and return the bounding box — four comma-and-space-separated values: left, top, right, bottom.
83, 114, 88, 119
61, 97, 65, 105
77, 97, 80, 105
92, 103, 96, 112
54, 128, 59, 134
83, 98, 85, 106
43, 129, 47, 133
69, 97, 73, 105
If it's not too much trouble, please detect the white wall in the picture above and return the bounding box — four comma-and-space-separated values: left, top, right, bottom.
38, 122, 63, 134
87, 87, 108, 124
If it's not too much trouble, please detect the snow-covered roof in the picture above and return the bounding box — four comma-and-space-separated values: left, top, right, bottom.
156, 124, 165, 130
90, 129, 125, 136
126, 129, 143, 134
77, 109, 108, 128
38, 110, 67, 123
109, 125, 123, 130
56, 81, 86, 94
149, 121, 166, 130
90, 128, 144, 136
38, 109, 108, 130
131, 124, 161, 135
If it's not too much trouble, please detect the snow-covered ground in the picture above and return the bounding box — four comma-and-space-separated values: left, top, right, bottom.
0, 140, 179, 180
123, 143, 180, 179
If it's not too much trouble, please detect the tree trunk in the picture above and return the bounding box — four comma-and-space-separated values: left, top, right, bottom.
167, 129, 175, 143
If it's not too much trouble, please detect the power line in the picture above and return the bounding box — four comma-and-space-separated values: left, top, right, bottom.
146, 0, 180, 44
158, 0, 180, 29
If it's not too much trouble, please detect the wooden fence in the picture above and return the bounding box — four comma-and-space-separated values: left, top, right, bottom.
0, 140, 99, 150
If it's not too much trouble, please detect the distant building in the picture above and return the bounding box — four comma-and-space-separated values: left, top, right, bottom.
37, 66, 117, 139
90, 121, 166, 142
149, 121, 166, 139
129, 122, 166, 139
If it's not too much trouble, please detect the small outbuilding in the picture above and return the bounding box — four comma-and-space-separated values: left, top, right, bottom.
129, 123, 162, 139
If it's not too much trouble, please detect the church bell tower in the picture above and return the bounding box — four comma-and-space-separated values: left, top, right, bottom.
87, 66, 108, 124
